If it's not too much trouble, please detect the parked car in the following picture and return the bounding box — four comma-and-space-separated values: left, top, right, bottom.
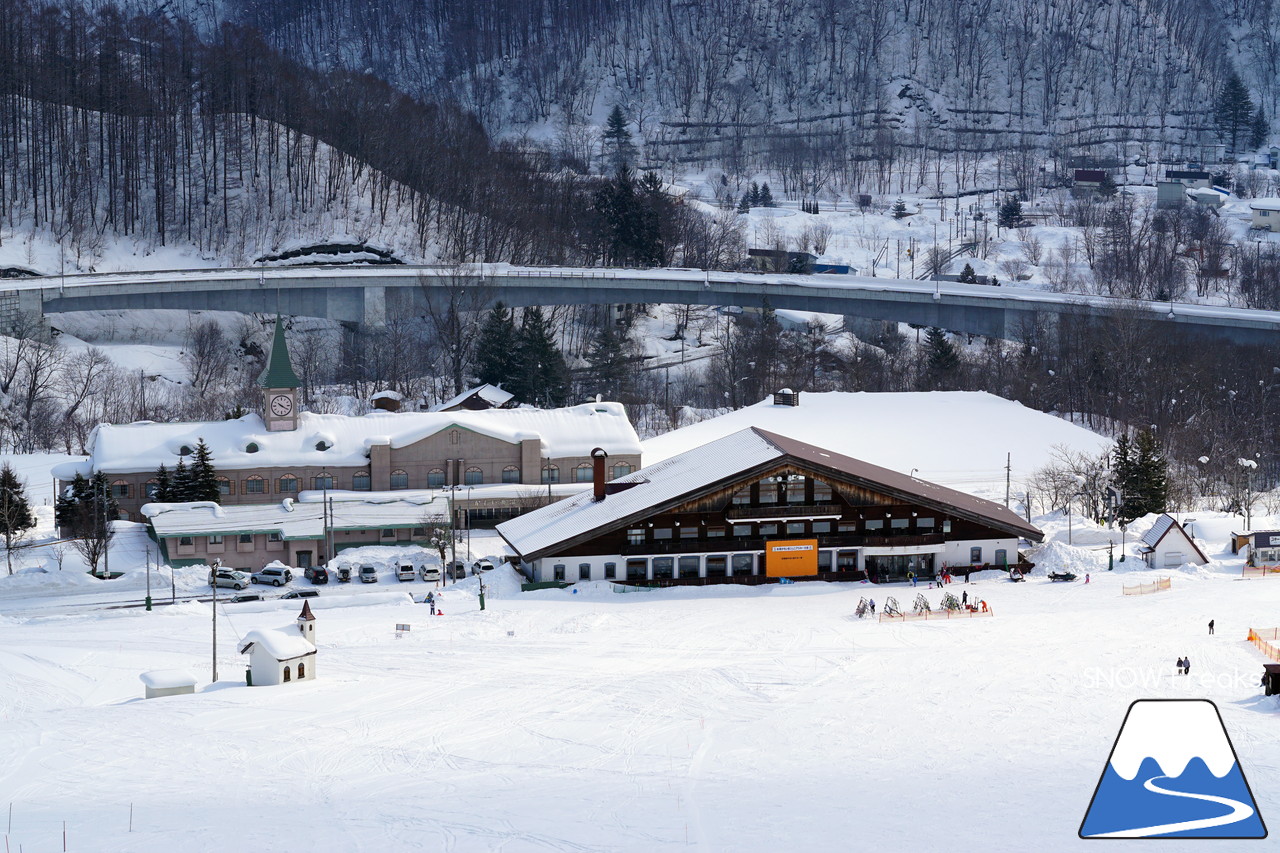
252, 566, 293, 586
228, 592, 262, 603
421, 565, 442, 582
336, 567, 352, 582
447, 561, 467, 580
396, 563, 416, 582
303, 567, 329, 585
359, 565, 378, 583
281, 589, 320, 599
472, 558, 495, 573
209, 568, 250, 590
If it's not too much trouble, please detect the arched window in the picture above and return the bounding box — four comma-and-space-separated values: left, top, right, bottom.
313, 473, 334, 490
351, 471, 371, 491
390, 470, 409, 489
283, 666, 291, 683
244, 475, 266, 494
611, 462, 633, 480
574, 463, 593, 483
541, 465, 560, 484
464, 466, 483, 485
277, 475, 299, 494
449, 429, 460, 445
297, 662, 306, 679
502, 466, 521, 484
427, 469, 445, 488
216, 476, 233, 496
144, 480, 160, 499
110, 479, 130, 498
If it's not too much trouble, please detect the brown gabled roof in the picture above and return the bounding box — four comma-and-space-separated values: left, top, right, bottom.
1074, 169, 1107, 183
755, 429, 1043, 541
299, 600, 315, 621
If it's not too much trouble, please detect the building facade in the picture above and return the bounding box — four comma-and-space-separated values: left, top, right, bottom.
498, 428, 1042, 585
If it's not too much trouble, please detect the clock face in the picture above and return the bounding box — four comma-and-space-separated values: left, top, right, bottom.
270, 394, 294, 417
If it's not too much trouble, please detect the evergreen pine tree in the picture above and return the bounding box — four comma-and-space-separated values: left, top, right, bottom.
585, 323, 633, 401
892, 199, 909, 219
511, 307, 571, 407
1097, 173, 1118, 197
737, 193, 751, 213
958, 263, 978, 283
997, 196, 1023, 228
472, 302, 518, 388
1112, 434, 1138, 522
924, 327, 960, 383
154, 464, 173, 503
748, 182, 760, 207
1131, 429, 1169, 517
171, 458, 193, 502
55, 472, 118, 540
0, 463, 34, 575
758, 183, 775, 207
1251, 105, 1269, 150
1215, 72, 1255, 153
601, 105, 638, 172
188, 439, 221, 503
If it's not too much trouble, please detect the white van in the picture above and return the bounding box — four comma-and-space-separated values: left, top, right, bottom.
396, 563, 416, 582
421, 564, 442, 582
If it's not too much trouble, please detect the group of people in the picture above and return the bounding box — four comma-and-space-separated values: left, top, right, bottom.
1176, 655, 1192, 675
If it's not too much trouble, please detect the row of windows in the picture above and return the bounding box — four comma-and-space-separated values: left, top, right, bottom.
121, 461, 638, 498
178, 528, 416, 547
731, 475, 835, 506
626, 517, 949, 543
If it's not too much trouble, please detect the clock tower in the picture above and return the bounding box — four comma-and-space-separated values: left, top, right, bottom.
259, 315, 300, 432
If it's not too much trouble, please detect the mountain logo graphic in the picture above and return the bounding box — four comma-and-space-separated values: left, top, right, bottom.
1080, 699, 1267, 839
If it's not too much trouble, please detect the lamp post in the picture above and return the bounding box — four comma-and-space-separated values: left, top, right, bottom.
1119, 523, 1126, 563
145, 547, 152, 611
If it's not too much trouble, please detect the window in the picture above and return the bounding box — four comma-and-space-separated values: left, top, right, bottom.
382, 529, 396, 539
390, 470, 409, 489
812, 521, 832, 534
838, 522, 858, 533
297, 662, 305, 679
732, 488, 751, 505
917, 517, 935, 530
626, 559, 648, 580
942, 520, 952, 533
758, 479, 779, 504
313, 474, 334, 490
786, 522, 806, 535
706, 555, 728, 577
818, 550, 833, 572
579, 563, 591, 581
145, 480, 159, 499
786, 478, 806, 503
244, 476, 266, 494
464, 467, 483, 486
680, 527, 698, 539
178, 445, 193, 456
970, 547, 983, 564
865, 520, 884, 531
239, 533, 253, 544
759, 523, 779, 537
217, 477, 232, 496
541, 466, 560, 484
277, 476, 298, 493
812, 480, 833, 502
706, 526, 725, 538
427, 469, 445, 488
731, 554, 755, 576
627, 528, 645, 545
351, 472, 371, 491
283, 666, 291, 683
179, 536, 193, 546
111, 480, 130, 498
732, 524, 753, 537
678, 556, 700, 578
502, 466, 520, 484
652, 557, 674, 579
553, 564, 566, 581
315, 440, 331, 451
604, 562, 617, 579
611, 462, 633, 479
574, 464, 593, 483
653, 528, 673, 540
891, 518, 909, 530
449, 429, 461, 445
245, 442, 259, 453
208, 535, 223, 546
268, 532, 282, 542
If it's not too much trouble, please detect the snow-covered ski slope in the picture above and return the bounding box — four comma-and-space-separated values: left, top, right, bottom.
2, 555, 1277, 851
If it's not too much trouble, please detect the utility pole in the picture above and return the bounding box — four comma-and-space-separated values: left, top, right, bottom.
211, 559, 219, 682
102, 477, 110, 579
145, 548, 152, 611
1005, 453, 1011, 508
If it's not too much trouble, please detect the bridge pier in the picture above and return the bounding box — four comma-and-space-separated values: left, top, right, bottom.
362, 286, 387, 327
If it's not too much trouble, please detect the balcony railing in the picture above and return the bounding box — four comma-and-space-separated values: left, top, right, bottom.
621, 532, 945, 555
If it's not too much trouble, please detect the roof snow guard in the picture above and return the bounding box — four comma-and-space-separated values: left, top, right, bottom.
258, 315, 300, 389
497, 427, 1042, 560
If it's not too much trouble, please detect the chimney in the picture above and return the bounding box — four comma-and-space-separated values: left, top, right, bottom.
773, 388, 800, 407
592, 447, 608, 501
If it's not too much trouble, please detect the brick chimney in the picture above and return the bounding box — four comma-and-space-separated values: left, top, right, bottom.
592, 447, 608, 501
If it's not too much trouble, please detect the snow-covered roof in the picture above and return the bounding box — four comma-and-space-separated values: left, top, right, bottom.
238, 627, 315, 661
498, 427, 1042, 559
642, 391, 1111, 494
58, 402, 640, 477
145, 493, 450, 539
1139, 513, 1209, 563
1250, 198, 1280, 211
139, 670, 197, 689
430, 384, 515, 412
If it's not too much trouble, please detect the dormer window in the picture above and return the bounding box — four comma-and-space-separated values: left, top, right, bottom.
245, 442, 259, 453
178, 445, 193, 456
315, 440, 332, 451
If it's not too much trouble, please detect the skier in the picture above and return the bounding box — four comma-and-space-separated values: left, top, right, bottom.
1176, 657, 1185, 675
1085, 573, 1090, 584
427, 592, 436, 616
869, 599, 876, 615
1209, 619, 1215, 636
961, 590, 968, 606
1184, 656, 1191, 675
908, 571, 916, 587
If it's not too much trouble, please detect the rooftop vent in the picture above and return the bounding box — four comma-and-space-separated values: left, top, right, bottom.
773, 389, 800, 407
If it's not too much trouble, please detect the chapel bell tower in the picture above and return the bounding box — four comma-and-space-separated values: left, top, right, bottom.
259, 315, 300, 432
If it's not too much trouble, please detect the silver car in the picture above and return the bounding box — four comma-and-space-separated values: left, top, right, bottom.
209, 569, 250, 590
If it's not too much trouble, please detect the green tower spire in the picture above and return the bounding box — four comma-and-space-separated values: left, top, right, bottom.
258, 316, 300, 389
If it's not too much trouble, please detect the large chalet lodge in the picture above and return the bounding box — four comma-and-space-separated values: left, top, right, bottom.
498, 428, 1042, 585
